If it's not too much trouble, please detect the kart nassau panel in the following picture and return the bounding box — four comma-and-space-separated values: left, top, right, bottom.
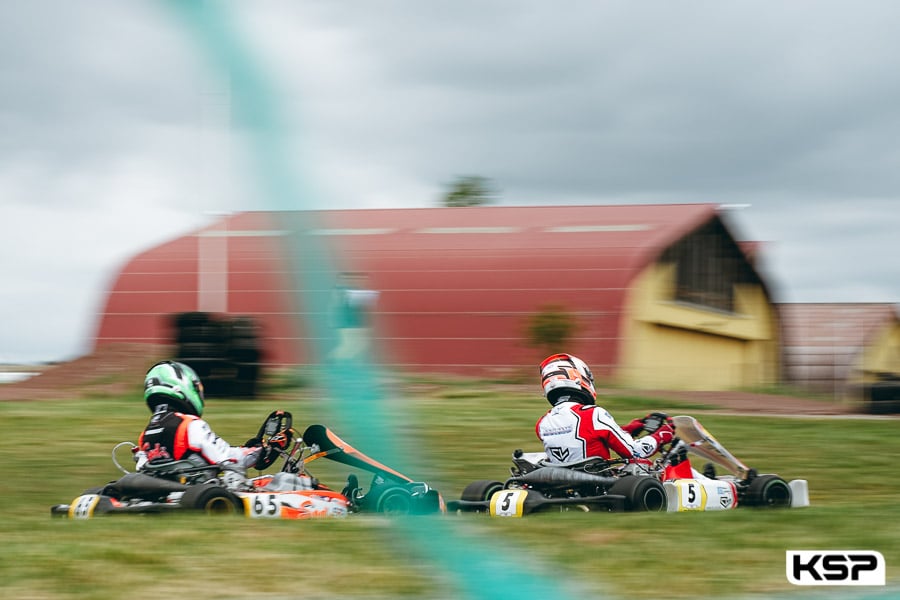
68, 494, 103, 519
239, 490, 349, 519
489, 489, 529, 517
788, 479, 810, 507
671, 415, 750, 480
301, 424, 413, 483
663, 478, 739, 511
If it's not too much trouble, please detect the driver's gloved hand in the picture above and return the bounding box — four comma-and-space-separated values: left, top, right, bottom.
268, 431, 291, 450
652, 424, 675, 446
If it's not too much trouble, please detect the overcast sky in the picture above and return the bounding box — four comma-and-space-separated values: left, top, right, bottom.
2, 1, 899, 364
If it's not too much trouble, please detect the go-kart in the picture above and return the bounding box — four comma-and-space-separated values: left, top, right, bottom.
450, 414, 809, 517
51, 411, 445, 519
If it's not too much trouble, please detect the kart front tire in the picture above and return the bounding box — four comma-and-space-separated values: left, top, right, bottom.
181, 484, 242, 515
460, 480, 504, 502
745, 474, 792, 508
608, 476, 667, 512
375, 487, 414, 514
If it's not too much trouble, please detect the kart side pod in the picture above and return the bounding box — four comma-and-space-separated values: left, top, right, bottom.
664, 476, 810, 511
664, 478, 739, 511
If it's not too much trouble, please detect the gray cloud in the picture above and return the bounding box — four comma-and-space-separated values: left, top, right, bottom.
1, 0, 898, 362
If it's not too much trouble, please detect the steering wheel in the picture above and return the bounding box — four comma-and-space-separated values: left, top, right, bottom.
252, 410, 293, 470
640, 412, 672, 434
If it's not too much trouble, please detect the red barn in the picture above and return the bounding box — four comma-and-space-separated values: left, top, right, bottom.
94, 204, 780, 390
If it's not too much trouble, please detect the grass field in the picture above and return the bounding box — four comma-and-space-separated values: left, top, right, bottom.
1, 375, 898, 599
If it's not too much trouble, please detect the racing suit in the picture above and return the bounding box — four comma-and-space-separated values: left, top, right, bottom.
135, 406, 260, 471
536, 400, 671, 465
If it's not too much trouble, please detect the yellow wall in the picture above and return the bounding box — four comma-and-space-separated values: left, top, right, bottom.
854, 321, 900, 383
617, 263, 780, 391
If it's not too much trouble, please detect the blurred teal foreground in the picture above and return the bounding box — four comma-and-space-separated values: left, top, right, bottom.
162, 2, 580, 598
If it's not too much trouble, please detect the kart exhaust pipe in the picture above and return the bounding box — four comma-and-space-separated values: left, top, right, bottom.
509, 466, 619, 487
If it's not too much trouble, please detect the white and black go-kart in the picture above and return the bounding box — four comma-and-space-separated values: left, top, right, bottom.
450, 414, 809, 517
51, 411, 445, 519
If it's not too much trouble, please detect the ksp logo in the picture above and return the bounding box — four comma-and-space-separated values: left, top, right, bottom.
786, 551, 885, 586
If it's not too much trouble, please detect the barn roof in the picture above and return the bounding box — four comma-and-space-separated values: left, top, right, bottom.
292, 202, 719, 256
94, 203, 746, 373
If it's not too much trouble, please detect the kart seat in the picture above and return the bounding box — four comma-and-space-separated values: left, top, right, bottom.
141, 455, 218, 482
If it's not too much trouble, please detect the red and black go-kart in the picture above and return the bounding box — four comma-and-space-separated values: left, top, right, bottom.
449, 414, 809, 517
51, 411, 445, 519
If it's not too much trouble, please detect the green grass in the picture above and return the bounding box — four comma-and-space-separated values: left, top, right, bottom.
1, 381, 898, 599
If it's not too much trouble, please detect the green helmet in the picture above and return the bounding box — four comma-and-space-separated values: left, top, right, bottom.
144, 361, 205, 416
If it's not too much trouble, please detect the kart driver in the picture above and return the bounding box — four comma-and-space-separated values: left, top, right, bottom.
536, 353, 675, 465
135, 360, 280, 471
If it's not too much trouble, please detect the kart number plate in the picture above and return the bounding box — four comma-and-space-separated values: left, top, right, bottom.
244, 493, 288, 518
68, 494, 100, 519
242, 492, 348, 519
673, 480, 707, 511
490, 490, 527, 517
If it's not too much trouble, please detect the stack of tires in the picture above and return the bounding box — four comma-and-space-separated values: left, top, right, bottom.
225, 317, 262, 398
172, 312, 262, 398
173, 312, 225, 381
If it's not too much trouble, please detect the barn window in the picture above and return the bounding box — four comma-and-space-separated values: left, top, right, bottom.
660, 219, 759, 313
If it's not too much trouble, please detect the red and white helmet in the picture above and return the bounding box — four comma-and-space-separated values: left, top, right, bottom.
540, 353, 596, 406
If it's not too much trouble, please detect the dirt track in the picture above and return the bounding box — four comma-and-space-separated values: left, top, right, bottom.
0, 344, 168, 402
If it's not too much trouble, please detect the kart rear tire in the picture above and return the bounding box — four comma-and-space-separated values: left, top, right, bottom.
375, 487, 414, 514
744, 474, 792, 508
181, 484, 243, 515
460, 480, 504, 502
608, 476, 667, 512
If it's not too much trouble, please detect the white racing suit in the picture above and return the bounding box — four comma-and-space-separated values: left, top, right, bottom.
536, 401, 665, 464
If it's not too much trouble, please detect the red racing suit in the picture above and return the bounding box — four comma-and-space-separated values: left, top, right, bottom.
535, 401, 668, 464
136, 408, 258, 470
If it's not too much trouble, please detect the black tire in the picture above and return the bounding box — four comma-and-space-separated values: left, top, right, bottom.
181, 484, 243, 515
235, 363, 260, 382
460, 480, 504, 502
230, 348, 261, 363
177, 342, 222, 361
375, 487, 414, 514
181, 322, 225, 344
174, 355, 221, 380
173, 311, 212, 330
607, 475, 667, 512
173, 312, 212, 343
744, 474, 792, 508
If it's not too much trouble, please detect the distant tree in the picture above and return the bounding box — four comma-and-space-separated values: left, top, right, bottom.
526, 305, 576, 357
442, 175, 497, 207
